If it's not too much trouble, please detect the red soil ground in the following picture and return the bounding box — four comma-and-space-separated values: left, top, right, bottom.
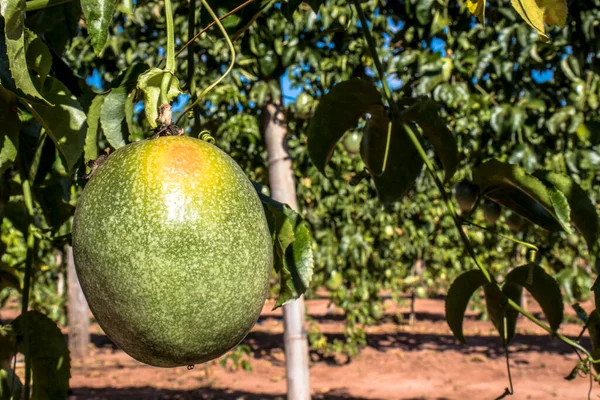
2, 296, 597, 399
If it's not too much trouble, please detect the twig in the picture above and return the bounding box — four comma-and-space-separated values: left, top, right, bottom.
175, 0, 255, 58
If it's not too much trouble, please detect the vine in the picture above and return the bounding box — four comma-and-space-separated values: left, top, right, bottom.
349, 0, 598, 376
176, 0, 237, 125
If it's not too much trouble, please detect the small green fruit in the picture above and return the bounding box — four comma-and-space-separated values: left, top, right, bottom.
72, 137, 273, 368
370, 302, 383, 320
454, 179, 478, 213
295, 93, 314, 115
567, 234, 579, 247
325, 271, 343, 291
482, 200, 501, 224
343, 132, 362, 155
506, 212, 524, 232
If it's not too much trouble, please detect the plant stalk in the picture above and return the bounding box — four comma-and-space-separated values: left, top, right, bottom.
463, 219, 539, 255
19, 166, 38, 400
25, 0, 71, 12
187, 0, 197, 96
164, 0, 176, 73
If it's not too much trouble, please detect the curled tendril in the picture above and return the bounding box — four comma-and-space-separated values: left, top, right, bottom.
199, 131, 215, 144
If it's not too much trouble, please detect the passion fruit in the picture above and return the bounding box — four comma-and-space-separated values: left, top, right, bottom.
482, 200, 501, 224
72, 136, 273, 367
454, 179, 478, 213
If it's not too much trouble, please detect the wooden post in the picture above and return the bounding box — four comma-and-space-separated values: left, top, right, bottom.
264, 99, 311, 400
66, 245, 90, 358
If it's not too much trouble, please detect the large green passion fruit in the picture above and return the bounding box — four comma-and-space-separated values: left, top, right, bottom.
72, 136, 273, 367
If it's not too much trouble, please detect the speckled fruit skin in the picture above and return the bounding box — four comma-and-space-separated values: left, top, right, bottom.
72, 136, 273, 368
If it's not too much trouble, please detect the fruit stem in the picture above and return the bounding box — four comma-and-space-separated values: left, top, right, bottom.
25, 0, 71, 11
351, 0, 594, 360
164, 0, 176, 73
18, 164, 39, 400
176, 0, 237, 125
159, 73, 173, 107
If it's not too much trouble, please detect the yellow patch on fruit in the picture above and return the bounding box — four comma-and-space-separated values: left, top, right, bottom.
142, 136, 211, 189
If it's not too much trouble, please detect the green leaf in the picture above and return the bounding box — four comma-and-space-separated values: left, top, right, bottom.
445, 269, 488, 344
472, 159, 563, 232
24, 1, 82, 55
25, 36, 51, 88
532, 171, 599, 252
490, 105, 512, 136
466, 0, 486, 24
402, 99, 458, 183
84, 95, 105, 166
505, 264, 564, 331
285, 221, 313, 297
511, 0, 548, 39
0, 0, 49, 104
307, 79, 384, 175
124, 90, 135, 134
137, 68, 181, 128
268, 202, 314, 308
546, 186, 571, 234
361, 117, 424, 205
100, 90, 127, 149
0, 86, 19, 175
27, 76, 86, 172
252, 183, 314, 309
484, 282, 522, 344
0, 368, 22, 400
508, 144, 538, 173
576, 121, 600, 146
100, 63, 148, 149
12, 311, 70, 400
80, 0, 119, 54
0, 325, 15, 364
281, 0, 303, 21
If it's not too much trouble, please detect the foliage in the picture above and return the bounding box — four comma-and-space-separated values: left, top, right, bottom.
0, 0, 599, 396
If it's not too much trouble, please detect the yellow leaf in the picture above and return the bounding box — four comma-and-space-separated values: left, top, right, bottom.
466, 0, 485, 24
511, 0, 548, 39
537, 0, 568, 27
